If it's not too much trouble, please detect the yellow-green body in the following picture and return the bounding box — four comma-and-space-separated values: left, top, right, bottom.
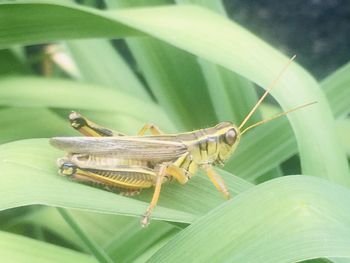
50, 111, 245, 226
52, 121, 241, 192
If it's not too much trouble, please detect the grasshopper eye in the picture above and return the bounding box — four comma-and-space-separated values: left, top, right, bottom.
224, 129, 237, 146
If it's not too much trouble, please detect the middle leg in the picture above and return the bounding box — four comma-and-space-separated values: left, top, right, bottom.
203, 164, 231, 200
137, 123, 163, 136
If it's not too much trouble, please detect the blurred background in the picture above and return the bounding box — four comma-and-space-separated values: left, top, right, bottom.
224, 0, 350, 79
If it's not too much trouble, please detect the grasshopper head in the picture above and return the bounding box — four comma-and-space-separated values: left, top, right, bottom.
214, 122, 241, 164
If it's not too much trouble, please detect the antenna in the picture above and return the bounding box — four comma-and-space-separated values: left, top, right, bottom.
240, 101, 317, 135
238, 55, 296, 130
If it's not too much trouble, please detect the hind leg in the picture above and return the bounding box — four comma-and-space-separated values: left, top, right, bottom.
69, 111, 125, 137
140, 162, 188, 227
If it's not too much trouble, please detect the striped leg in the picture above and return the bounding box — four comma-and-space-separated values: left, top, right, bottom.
58, 162, 153, 195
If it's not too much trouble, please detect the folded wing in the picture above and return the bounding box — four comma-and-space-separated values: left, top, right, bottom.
50, 136, 188, 161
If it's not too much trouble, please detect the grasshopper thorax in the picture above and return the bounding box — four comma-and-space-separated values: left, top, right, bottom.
213, 122, 241, 164
189, 122, 241, 166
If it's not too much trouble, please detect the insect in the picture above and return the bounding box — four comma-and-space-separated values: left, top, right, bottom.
50, 56, 315, 227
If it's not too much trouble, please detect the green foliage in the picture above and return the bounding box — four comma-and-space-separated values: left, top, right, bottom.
0, 1, 349, 263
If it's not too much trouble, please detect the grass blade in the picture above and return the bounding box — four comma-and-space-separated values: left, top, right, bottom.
57, 208, 113, 263
149, 176, 350, 262
0, 2, 140, 48
179, 0, 261, 126
66, 39, 151, 101
321, 61, 350, 117
0, 108, 74, 144
0, 230, 97, 263
0, 76, 174, 131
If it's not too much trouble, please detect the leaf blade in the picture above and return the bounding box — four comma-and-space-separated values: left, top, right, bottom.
149, 176, 350, 263
0, 230, 97, 263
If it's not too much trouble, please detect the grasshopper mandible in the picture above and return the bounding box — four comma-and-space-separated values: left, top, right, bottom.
50, 56, 315, 227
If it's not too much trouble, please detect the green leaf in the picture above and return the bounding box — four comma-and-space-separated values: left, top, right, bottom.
200, 61, 260, 124
0, 49, 27, 75
336, 119, 350, 157
109, 0, 218, 129
0, 230, 97, 263
0, 107, 73, 144
149, 176, 350, 262
0, 76, 175, 132
0, 1, 140, 48
66, 39, 151, 101
132, 231, 178, 263
57, 208, 114, 263
179, 0, 261, 127
321, 61, 350, 117
124, 38, 218, 129
104, 218, 178, 262
21, 208, 180, 262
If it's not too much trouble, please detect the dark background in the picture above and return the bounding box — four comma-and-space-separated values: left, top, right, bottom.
224, 0, 350, 80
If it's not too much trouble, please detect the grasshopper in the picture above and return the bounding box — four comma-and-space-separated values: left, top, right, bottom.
50, 56, 315, 227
